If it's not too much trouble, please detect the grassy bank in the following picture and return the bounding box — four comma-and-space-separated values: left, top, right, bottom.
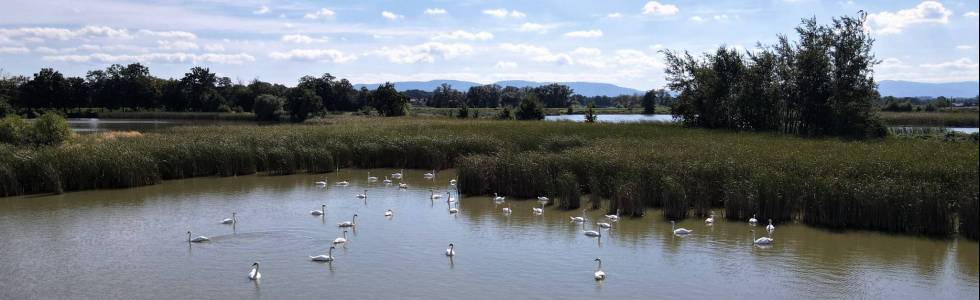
0, 117, 976, 239
880, 111, 979, 127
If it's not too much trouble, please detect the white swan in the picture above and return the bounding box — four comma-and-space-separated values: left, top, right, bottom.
449, 179, 457, 186
385, 209, 393, 217
537, 196, 549, 202
749, 214, 758, 225
333, 230, 348, 244
532, 203, 544, 214
445, 243, 455, 256
311, 204, 326, 216
383, 176, 392, 184
423, 170, 435, 178
766, 219, 775, 233
431, 190, 443, 200
367, 172, 378, 182
671, 220, 693, 235
597, 222, 611, 228
570, 209, 586, 222
187, 231, 209, 243
356, 190, 367, 199
593, 258, 606, 280
311, 246, 336, 262
391, 169, 403, 180
502, 203, 512, 214
398, 182, 408, 189
446, 192, 454, 203
752, 230, 774, 245
605, 209, 620, 221
248, 262, 261, 280
583, 221, 601, 237
221, 212, 236, 225
336, 180, 349, 186
314, 179, 327, 186
705, 211, 715, 224
493, 193, 505, 202
338, 214, 357, 227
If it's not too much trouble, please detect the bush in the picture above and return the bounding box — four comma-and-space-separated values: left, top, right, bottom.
515, 95, 544, 120
29, 112, 72, 145
253, 94, 284, 122
0, 115, 29, 145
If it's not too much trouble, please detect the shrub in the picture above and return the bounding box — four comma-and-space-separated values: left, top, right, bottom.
253, 94, 284, 122
29, 112, 72, 145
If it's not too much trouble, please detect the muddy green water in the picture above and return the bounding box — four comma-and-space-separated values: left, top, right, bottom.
0, 169, 977, 299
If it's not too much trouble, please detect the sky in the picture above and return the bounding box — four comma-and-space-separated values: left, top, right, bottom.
1, 0, 978, 90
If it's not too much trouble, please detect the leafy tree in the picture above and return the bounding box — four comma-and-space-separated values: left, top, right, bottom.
466, 84, 501, 108
0, 115, 29, 145
371, 82, 408, 116
515, 94, 545, 120
496, 106, 513, 120
285, 88, 321, 122
533, 84, 573, 108
252, 94, 284, 122
18, 68, 69, 109
29, 112, 72, 145
500, 86, 525, 107
180, 67, 225, 111
457, 103, 469, 118
584, 101, 598, 123
429, 83, 463, 107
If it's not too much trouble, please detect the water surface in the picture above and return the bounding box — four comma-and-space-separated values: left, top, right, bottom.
0, 169, 976, 299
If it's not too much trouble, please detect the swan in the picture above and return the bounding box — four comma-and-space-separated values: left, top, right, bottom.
431, 190, 443, 200
398, 182, 408, 189
766, 219, 775, 233
221, 212, 236, 225
448, 201, 459, 214
605, 209, 620, 221
392, 169, 403, 179
383, 176, 392, 184
537, 196, 549, 202
752, 229, 774, 245
502, 203, 512, 214
671, 220, 693, 235
311, 204, 326, 216
187, 231, 210, 243
423, 170, 435, 178
532, 203, 544, 214
336, 180, 349, 186
385, 209, 393, 217
493, 193, 505, 202
597, 222, 612, 228
333, 230, 348, 244
314, 179, 327, 186
356, 190, 367, 199
749, 214, 758, 225
338, 214, 357, 227
449, 179, 457, 186
570, 209, 586, 222
445, 243, 455, 256
248, 262, 261, 280
583, 221, 601, 237
446, 192, 454, 203
367, 172, 378, 182
311, 246, 336, 262
705, 211, 715, 224
593, 258, 606, 280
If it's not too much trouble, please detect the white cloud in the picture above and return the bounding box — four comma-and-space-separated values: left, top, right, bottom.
281, 34, 327, 44
253, 6, 270, 15
642, 1, 679, 16
424, 8, 447, 15
203, 44, 226, 52
964, 11, 979, 17
304, 8, 335, 19
43, 52, 255, 64
518, 22, 549, 33
866, 1, 952, 34
690, 16, 705, 22
563, 30, 603, 38
878, 57, 908, 69
0, 46, 30, 54
571, 47, 602, 56
157, 40, 199, 51
374, 42, 474, 64
33, 46, 59, 54
0, 26, 135, 42
607, 12, 624, 18
499, 43, 572, 65
920, 58, 979, 70
713, 14, 729, 21
483, 9, 525, 18
494, 61, 518, 69
138, 30, 197, 40
268, 49, 355, 63
613, 49, 663, 69
956, 45, 974, 50
382, 11, 404, 20
650, 44, 664, 50
432, 30, 494, 41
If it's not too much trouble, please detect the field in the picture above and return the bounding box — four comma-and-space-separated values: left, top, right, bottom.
0, 117, 977, 238
880, 111, 980, 127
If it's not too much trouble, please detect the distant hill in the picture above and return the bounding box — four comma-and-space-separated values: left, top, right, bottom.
354, 80, 644, 97
877, 80, 978, 98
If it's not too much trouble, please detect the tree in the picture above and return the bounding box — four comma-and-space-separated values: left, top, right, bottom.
253, 94, 284, 122
371, 82, 408, 116
457, 103, 469, 118
515, 94, 544, 120
465, 84, 501, 108
641, 90, 657, 114
429, 83, 463, 107
0, 115, 29, 145
29, 112, 72, 145
18, 68, 69, 109
533, 84, 573, 108
285, 88, 321, 122
496, 106, 513, 120
584, 101, 598, 123
180, 67, 225, 111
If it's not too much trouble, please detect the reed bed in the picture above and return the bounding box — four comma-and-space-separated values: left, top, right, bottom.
0, 117, 976, 238
880, 111, 979, 127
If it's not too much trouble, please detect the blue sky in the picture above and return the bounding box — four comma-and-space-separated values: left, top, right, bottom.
1, 0, 978, 90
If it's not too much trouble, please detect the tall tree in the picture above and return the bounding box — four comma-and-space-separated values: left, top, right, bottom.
371, 82, 408, 116
534, 84, 573, 108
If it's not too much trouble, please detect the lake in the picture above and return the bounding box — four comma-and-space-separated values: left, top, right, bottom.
66, 118, 237, 133
545, 114, 678, 123
1, 169, 976, 299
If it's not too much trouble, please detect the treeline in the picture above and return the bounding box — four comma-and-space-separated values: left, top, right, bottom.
665, 15, 885, 138
879, 96, 972, 112
402, 83, 672, 112
0, 65, 409, 122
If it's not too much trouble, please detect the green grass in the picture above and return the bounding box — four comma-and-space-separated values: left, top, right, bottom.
409, 106, 669, 118
0, 117, 976, 238
880, 111, 979, 127
96, 111, 257, 121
